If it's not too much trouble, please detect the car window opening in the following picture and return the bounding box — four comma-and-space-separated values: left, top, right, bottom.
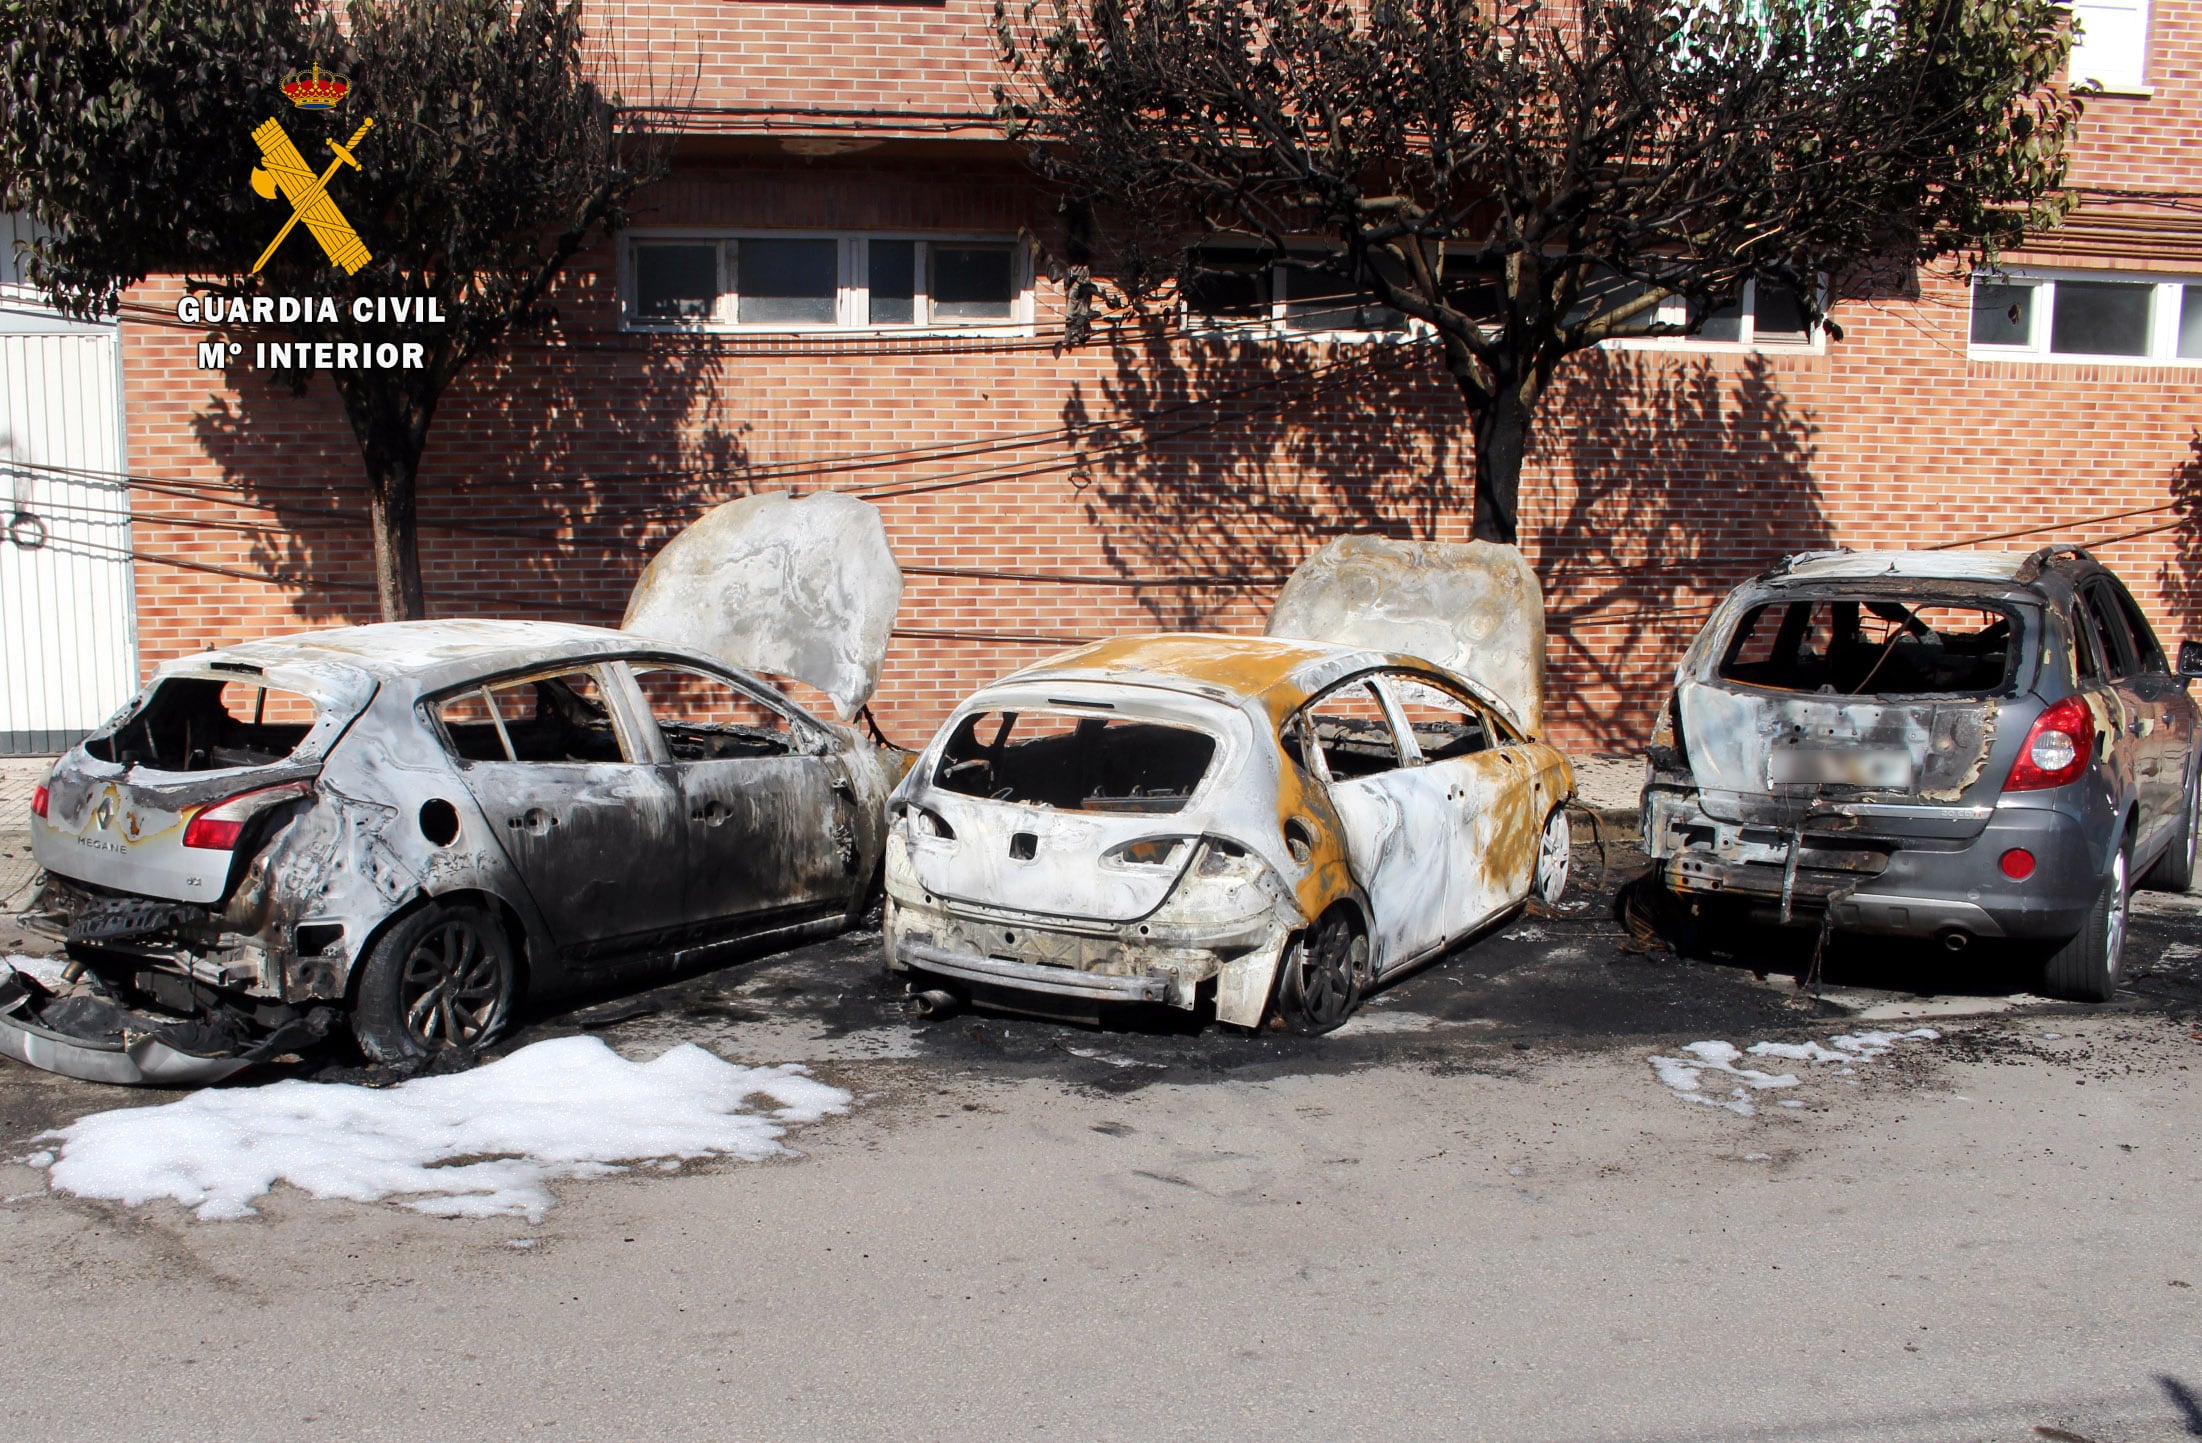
1303, 681, 1405, 779
630, 665, 798, 762
1717, 599, 2016, 696
934, 710, 1216, 813
1387, 676, 1496, 761
438, 672, 626, 764
86, 678, 319, 771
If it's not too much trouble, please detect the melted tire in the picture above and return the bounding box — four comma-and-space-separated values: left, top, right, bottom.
1273, 910, 1368, 1036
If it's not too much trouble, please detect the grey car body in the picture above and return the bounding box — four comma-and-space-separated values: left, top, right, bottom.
10, 490, 912, 1084
1641, 545, 2201, 999
20, 621, 904, 1082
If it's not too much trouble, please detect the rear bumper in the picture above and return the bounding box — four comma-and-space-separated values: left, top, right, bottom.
1651, 795, 2102, 941
0, 965, 247, 1086
894, 940, 1172, 1003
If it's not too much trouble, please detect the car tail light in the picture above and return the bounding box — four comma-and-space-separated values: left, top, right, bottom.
30, 784, 48, 820
2000, 848, 2037, 880
907, 805, 955, 841
1103, 837, 1184, 868
2003, 697, 2093, 792
182, 781, 312, 850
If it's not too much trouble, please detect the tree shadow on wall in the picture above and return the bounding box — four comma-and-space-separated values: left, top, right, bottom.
1535, 351, 1832, 750
189, 334, 749, 623
2161, 430, 2202, 637
1062, 331, 1468, 628
1066, 334, 1828, 751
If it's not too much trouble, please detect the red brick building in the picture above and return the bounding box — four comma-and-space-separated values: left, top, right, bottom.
24, 0, 2202, 755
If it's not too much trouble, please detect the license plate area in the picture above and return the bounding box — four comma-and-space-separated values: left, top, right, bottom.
1768, 747, 1913, 789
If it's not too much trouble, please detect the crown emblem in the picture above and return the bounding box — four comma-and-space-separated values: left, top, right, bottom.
281, 63, 349, 111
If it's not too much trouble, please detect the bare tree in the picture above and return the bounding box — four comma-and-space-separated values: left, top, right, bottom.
996, 0, 2079, 541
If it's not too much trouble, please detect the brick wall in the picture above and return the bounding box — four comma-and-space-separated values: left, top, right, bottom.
114, 4, 2202, 759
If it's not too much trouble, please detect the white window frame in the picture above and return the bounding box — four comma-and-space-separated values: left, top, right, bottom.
2067, 0, 2152, 94
1177, 248, 1416, 342
1178, 253, 1823, 352
1966, 266, 2202, 365
620, 230, 1035, 337
1604, 278, 1826, 355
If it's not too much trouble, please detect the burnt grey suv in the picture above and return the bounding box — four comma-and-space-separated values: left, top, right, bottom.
1641, 546, 2201, 1001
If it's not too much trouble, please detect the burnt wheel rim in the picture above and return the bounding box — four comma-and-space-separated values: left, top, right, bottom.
1536, 811, 1571, 903
1293, 915, 1364, 1029
399, 916, 505, 1049
2105, 851, 2128, 984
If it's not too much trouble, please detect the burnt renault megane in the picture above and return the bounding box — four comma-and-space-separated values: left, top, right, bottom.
8, 492, 909, 1083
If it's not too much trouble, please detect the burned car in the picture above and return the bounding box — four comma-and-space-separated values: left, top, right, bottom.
10, 493, 909, 1083
1641, 546, 2202, 1001
881, 537, 1575, 1033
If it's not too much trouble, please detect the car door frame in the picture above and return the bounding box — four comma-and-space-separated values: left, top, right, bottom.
610, 655, 863, 938
2097, 574, 2193, 859
1290, 670, 1456, 976
1372, 667, 1544, 940
423, 658, 690, 968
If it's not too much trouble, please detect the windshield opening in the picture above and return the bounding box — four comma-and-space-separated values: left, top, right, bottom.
1717, 598, 2017, 697
934, 710, 1217, 813
85, 678, 320, 770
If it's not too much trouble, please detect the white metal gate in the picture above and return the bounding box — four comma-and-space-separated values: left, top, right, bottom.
0, 308, 136, 755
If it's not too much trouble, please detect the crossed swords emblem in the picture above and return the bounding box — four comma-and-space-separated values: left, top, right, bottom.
249, 116, 375, 273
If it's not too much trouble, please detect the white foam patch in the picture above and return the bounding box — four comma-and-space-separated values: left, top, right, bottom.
1333, 1010, 1446, 1036
1062, 1046, 1163, 1069
4, 955, 71, 989
32, 1036, 851, 1222
1650, 1029, 1940, 1117
1647, 1042, 1801, 1117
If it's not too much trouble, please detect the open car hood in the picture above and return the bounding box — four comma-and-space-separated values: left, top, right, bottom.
621, 491, 904, 720
1265, 536, 1546, 736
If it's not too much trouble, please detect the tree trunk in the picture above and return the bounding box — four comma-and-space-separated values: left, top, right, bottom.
1468, 378, 1537, 545
344, 379, 433, 622
363, 452, 426, 621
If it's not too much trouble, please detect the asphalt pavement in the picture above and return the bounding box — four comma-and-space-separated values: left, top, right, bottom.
4, 793, 2202, 1441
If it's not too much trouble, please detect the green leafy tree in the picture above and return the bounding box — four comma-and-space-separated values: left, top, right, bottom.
997, 0, 2079, 542
0, 0, 655, 618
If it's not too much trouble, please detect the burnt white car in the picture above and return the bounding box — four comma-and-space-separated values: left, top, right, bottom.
882, 537, 1575, 1033
10, 493, 908, 1083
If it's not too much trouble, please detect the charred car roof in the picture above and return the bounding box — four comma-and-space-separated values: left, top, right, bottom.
1755, 546, 2110, 597
999, 633, 1446, 722
166, 620, 736, 700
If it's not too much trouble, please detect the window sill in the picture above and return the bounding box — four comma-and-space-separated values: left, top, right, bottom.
623, 322, 1035, 339
1967, 347, 2198, 365
1603, 335, 1825, 356
2073, 83, 2152, 98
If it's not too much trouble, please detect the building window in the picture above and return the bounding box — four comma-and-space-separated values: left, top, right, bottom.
1604, 278, 1822, 351
1182, 247, 1407, 338
2068, 0, 2150, 92
623, 232, 1032, 333
1967, 268, 2199, 363
632, 242, 718, 322
1179, 248, 1816, 349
